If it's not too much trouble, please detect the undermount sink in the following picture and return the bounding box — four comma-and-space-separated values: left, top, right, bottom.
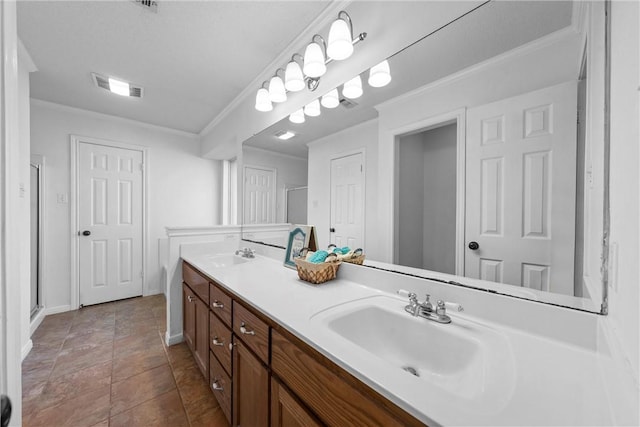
310, 295, 515, 403
205, 253, 251, 268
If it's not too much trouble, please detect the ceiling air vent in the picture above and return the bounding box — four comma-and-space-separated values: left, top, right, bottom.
131, 0, 158, 13
92, 73, 144, 98
339, 98, 358, 109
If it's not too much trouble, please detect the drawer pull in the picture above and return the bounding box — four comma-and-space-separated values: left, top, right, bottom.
187, 295, 194, 303
212, 337, 224, 346
211, 380, 223, 392
212, 301, 224, 309
239, 322, 255, 336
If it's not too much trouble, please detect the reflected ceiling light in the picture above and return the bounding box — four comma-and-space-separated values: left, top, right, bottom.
255, 81, 273, 112
285, 54, 305, 92
327, 11, 354, 61
304, 99, 321, 117
342, 75, 362, 99
321, 88, 340, 108
268, 69, 287, 103
289, 108, 305, 124
108, 77, 130, 96
303, 35, 327, 78
368, 59, 392, 88
276, 131, 296, 140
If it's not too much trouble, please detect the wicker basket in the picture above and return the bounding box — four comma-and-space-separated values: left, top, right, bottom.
294, 256, 341, 285
342, 248, 365, 265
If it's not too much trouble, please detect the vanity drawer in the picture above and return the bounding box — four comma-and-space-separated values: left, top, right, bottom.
233, 301, 269, 364
209, 351, 232, 425
272, 330, 416, 427
210, 283, 232, 327
182, 262, 209, 304
209, 312, 232, 375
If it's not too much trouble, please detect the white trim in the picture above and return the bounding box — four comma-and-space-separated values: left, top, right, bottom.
30, 155, 45, 322
377, 25, 580, 113
329, 148, 366, 251
198, 0, 352, 136
243, 164, 277, 225
243, 145, 308, 161
70, 135, 149, 309
31, 99, 199, 139
29, 309, 45, 336
17, 38, 37, 73
21, 340, 33, 361
44, 305, 72, 316
165, 225, 242, 238
388, 108, 466, 275
242, 223, 291, 235
165, 331, 183, 346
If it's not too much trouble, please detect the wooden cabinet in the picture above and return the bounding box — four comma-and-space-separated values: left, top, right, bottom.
194, 296, 209, 378
233, 338, 269, 427
182, 283, 195, 351
209, 312, 232, 374
210, 283, 232, 326
271, 378, 321, 427
210, 351, 232, 424
232, 301, 269, 363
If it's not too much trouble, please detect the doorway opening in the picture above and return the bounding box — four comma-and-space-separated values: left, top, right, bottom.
30, 156, 44, 320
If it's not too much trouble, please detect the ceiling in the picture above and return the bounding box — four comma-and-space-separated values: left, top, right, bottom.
17, 0, 330, 134
244, 0, 574, 159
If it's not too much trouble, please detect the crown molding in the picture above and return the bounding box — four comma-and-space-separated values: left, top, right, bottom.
198, 0, 352, 137
30, 98, 200, 139
243, 145, 308, 161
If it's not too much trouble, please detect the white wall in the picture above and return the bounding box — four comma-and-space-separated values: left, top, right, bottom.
30, 101, 222, 311
242, 147, 307, 224
607, 0, 639, 384
307, 119, 379, 258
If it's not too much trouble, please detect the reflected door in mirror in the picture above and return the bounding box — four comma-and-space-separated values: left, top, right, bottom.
330, 152, 364, 249
244, 166, 276, 224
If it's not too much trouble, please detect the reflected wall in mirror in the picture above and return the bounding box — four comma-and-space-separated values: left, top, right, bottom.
241, 0, 608, 313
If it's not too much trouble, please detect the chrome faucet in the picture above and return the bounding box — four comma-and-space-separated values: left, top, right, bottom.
399, 290, 463, 324
235, 247, 255, 258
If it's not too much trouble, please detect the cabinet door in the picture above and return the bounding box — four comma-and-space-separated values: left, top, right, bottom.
233, 338, 269, 427
182, 283, 195, 352
271, 377, 321, 427
194, 296, 209, 379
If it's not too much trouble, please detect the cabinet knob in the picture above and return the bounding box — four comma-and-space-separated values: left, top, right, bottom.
187, 295, 194, 303
239, 322, 255, 336
211, 380, 223, 392
212, 337, 224, 346
212, 301, 224, 309
228, 342, 236, 351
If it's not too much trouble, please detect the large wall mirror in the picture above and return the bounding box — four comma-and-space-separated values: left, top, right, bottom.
240, 0, 609, 314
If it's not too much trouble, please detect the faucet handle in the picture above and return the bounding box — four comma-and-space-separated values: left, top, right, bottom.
421, 294, 433, 312
444, 301, 464, 312
436, 300, 464, 315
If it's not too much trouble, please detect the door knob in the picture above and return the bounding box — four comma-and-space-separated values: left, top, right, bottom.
330, 227, 336, 233
468, 241, 479, 250
81, 230, 91, 236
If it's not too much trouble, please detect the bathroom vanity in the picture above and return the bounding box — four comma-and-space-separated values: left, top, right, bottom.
178, 250, 634, 426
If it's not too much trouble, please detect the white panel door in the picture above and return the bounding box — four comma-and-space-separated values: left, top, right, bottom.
465, 81, 577, 295
78, 142, 143, 306
244, 166, 276, 224
330, 152, 364, 249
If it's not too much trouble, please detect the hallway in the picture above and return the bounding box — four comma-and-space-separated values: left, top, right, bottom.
21, 295, 227, 426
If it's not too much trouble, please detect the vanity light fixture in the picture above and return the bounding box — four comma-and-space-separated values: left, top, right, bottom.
327, 11, 354, 61
368, 60, 392, 88
255, 81, 273, 112
285, 54, 305, 92
321, 88, 340, 108
304, 99, 321, 117
289, 108, 305, 124
276, 131, 296, 140
268, 69, 287, 103
342, 75, 363, 99
254, 10, 367, 112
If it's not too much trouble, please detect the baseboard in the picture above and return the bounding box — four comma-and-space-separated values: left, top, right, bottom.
21, 339, 33, 361
30, 309, 46, 335
44, 305, 71, 315
165, 331, 183, 346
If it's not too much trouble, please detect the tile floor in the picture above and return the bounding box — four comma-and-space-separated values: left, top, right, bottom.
22, 295, 228, 427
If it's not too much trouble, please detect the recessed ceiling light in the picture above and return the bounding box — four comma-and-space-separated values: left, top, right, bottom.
91, 73, 144, 98
108, 78, 130, 97
275, 131, 295, 140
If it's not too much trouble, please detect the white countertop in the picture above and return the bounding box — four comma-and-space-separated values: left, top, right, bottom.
182, 252, 620, 426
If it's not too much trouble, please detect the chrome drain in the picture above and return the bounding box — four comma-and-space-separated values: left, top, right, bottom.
402, 366, 419, 377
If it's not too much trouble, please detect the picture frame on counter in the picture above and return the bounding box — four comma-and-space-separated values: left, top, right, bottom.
284, 224, 318, 269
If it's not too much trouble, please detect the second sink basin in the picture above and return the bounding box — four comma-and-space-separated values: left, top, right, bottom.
310, 295, 515, 404
205, 253, 251, 268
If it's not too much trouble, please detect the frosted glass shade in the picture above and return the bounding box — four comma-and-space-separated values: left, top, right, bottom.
303, 42, 326, 78
304, 99, 321, 117
285, 60, 305, 92
342, 75, 362, 99
289, 109, 305, 124
268, 75, 287, 103
255, 88, 273, 112
327, 18, 353, 60
321, 88, 340, 108
368, 60, 391, 88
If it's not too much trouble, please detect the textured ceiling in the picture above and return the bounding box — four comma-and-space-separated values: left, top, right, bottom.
17, 0, 330, 133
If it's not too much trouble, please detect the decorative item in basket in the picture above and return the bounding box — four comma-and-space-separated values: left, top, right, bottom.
327, 245, 365, 265
294, 251, 341, 285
